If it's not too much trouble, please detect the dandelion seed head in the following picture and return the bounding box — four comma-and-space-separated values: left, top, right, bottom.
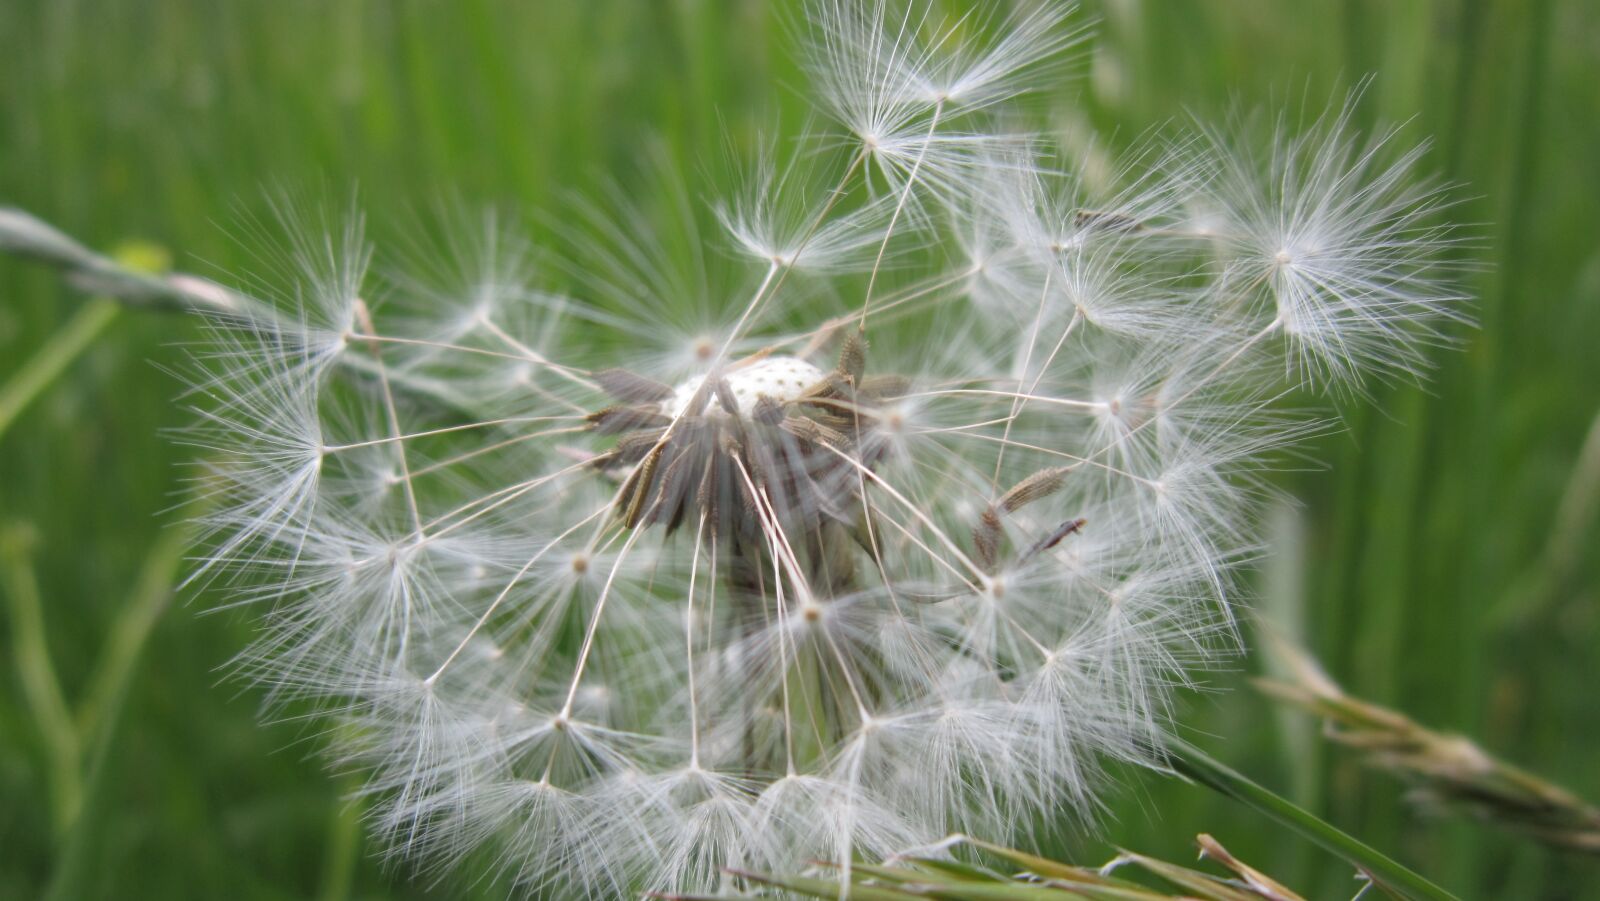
182, 3, 1470, 897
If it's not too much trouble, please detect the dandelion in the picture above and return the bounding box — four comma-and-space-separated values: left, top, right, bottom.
182, 2, 1466, 896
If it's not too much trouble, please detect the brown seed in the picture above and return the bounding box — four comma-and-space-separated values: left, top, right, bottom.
614, 429, 667, 463
621, 449, 662, 527
837, 331, 867, 385
1017, 517, 1087, 566
973, 506, 1003, 572
999, 466, 1070, 513
751, 395, 786, 426
713, 376, 741, 417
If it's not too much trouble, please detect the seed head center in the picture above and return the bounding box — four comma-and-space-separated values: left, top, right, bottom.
664, 356, 826, 418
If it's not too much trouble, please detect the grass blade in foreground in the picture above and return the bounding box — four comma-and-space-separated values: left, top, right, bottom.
1168, 740, 1456, 901
677, 832, 1342, 900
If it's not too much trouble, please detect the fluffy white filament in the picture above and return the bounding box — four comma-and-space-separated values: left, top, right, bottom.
183, 2, 1465, 897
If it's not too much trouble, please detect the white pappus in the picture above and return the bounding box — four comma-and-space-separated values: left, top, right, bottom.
181, 1, 1467, 896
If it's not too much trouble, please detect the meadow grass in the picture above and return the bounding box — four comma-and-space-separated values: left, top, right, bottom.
1, 1, 1596, 898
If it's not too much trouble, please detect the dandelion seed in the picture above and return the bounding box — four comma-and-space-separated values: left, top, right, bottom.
1197, 99, 1470, 384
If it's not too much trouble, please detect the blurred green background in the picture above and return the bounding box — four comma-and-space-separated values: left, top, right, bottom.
2, 0, 1597, 898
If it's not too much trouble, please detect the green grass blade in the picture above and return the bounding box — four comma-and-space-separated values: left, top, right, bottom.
1169, 740, 1456, 901
0, 298, 118, 444
0, 526, 82, 834
727, 868, 913, 900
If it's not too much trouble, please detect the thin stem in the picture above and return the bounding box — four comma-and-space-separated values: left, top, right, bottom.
316, 785, 363, 901
344, 331, 555, 367
353, 300, 424, 539
740, 467, 872, 724
424, 501, 610, 686
860, 99, 944, 332
559, 523, 647, 718
0, 298, 119, 443
0, 527, 81, 834
866, 496, 981, 591
685, 512, 708, 768
772, 549, 798, 777
789, 265, 974, 358
903, 387, 1105, 410
39, 505, 195, 899
711, 262, 783, 380
817, 442, 987, 583
731, 456, 814, 603
473, 313, 600, 390
990, 272, 1057, 489
388, 458, 588, 551
907, 415, 1015, 435
320, 417, 583, 453
715, 148, 869, 373
1064, 318, 1284, 474
408, 427, 572, 478
1492, 404, 1600, 625
74, 522, 190, 741
945, 431, 1161, 488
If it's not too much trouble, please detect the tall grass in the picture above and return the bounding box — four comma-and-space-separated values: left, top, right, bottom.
1, 1, 1596, 898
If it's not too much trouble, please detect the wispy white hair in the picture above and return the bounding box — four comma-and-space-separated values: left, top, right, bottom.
184, 2, 1468, 897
